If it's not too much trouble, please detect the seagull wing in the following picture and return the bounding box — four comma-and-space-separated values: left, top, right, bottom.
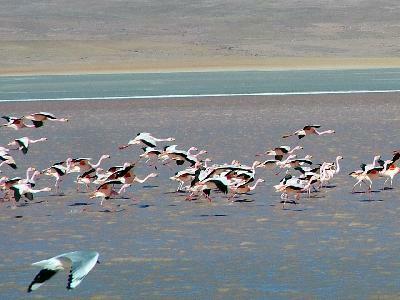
64, 251, 99, 289
28, 257, 66, 292
28, 269, 59, 292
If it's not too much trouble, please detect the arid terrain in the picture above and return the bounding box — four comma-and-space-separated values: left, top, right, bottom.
1, 1, 400, 74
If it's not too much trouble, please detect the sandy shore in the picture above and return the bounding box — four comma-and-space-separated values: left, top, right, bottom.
1, 0, 400, 75
1, 94, 400, 298
1, 35, 400, 76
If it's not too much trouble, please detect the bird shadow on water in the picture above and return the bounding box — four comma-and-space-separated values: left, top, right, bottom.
232, 198, 255, 203
68, 202, 93, 206
323, 185, 337, 189
143, 185, 158, 189
359, 198, 384, 202
382, 187, 394, 191
196, 214, 228, 217
352, 190, 381, 195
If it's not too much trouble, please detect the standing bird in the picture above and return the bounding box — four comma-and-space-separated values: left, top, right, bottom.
378, 158, 400, 189
42, 159, 73, 195
27, 251, 99, 292
7, 137, 47, 154
282, 125, 335, 139
119, 132, 175, 149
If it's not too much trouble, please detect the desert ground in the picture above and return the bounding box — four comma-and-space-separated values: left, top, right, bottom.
1, 1, 400, 75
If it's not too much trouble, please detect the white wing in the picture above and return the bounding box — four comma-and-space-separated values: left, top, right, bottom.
28, 257, 65, 292
64, 251, 99, 289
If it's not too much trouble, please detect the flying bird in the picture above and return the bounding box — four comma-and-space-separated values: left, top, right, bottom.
2, 116, 40, 130
27, 251, 99, 292
24, 112, 69, 128
282, 125, 335, 139
119, 132, 175, 149
7, 137, 47, 154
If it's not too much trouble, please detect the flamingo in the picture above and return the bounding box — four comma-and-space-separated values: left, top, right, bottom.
169, 161, 209, 191
161, 146, 207, 167
282, 125, 335, 139
42, 159, 73, 195
10, 183, 51, 204
378, 159, 400, 189
24, 112, 69, 128
7, 137, 47, 154
259, 145, 303, 160
187, 176, 230, 202
89, 180, 123, 211
28, 251, 99, 292
139, 147, 163, 168
117, 173, 158, 196
350, 156, 382, 194
0, 153, 17, 169
256, 154, 297, 172
68, 155, 111, 191
1, 116, 40, 130
228, 178, 265, 201
275, 178, 311, 208
319, 156, 343, 187
0, 167, 38, 203
119, 133, 175, 149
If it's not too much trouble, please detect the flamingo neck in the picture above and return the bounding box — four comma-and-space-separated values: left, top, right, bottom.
316, 130, 333, 135
249, 179, 263, 190
335, 157, 341, 174
135, 174, 153, 183
92, 155, 108, 168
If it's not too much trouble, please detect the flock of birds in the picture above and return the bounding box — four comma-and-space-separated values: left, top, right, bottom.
1, 114, 400, 213
2, 113, 400, 292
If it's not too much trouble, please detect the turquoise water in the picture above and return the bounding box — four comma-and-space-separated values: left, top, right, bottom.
1, 68, 400, 101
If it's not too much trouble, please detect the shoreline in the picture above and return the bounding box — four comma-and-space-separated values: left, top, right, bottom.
1, 57, 400, 77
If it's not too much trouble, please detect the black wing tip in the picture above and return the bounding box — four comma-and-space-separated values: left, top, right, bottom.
32, 120, 44, 128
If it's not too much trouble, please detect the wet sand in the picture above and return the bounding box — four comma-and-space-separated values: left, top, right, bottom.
1, 93, 400, 298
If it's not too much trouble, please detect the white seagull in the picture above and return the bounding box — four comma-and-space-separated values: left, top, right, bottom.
28, 251, 99, 292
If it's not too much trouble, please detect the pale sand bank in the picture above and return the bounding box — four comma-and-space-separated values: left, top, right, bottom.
1, 41, 400, 76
